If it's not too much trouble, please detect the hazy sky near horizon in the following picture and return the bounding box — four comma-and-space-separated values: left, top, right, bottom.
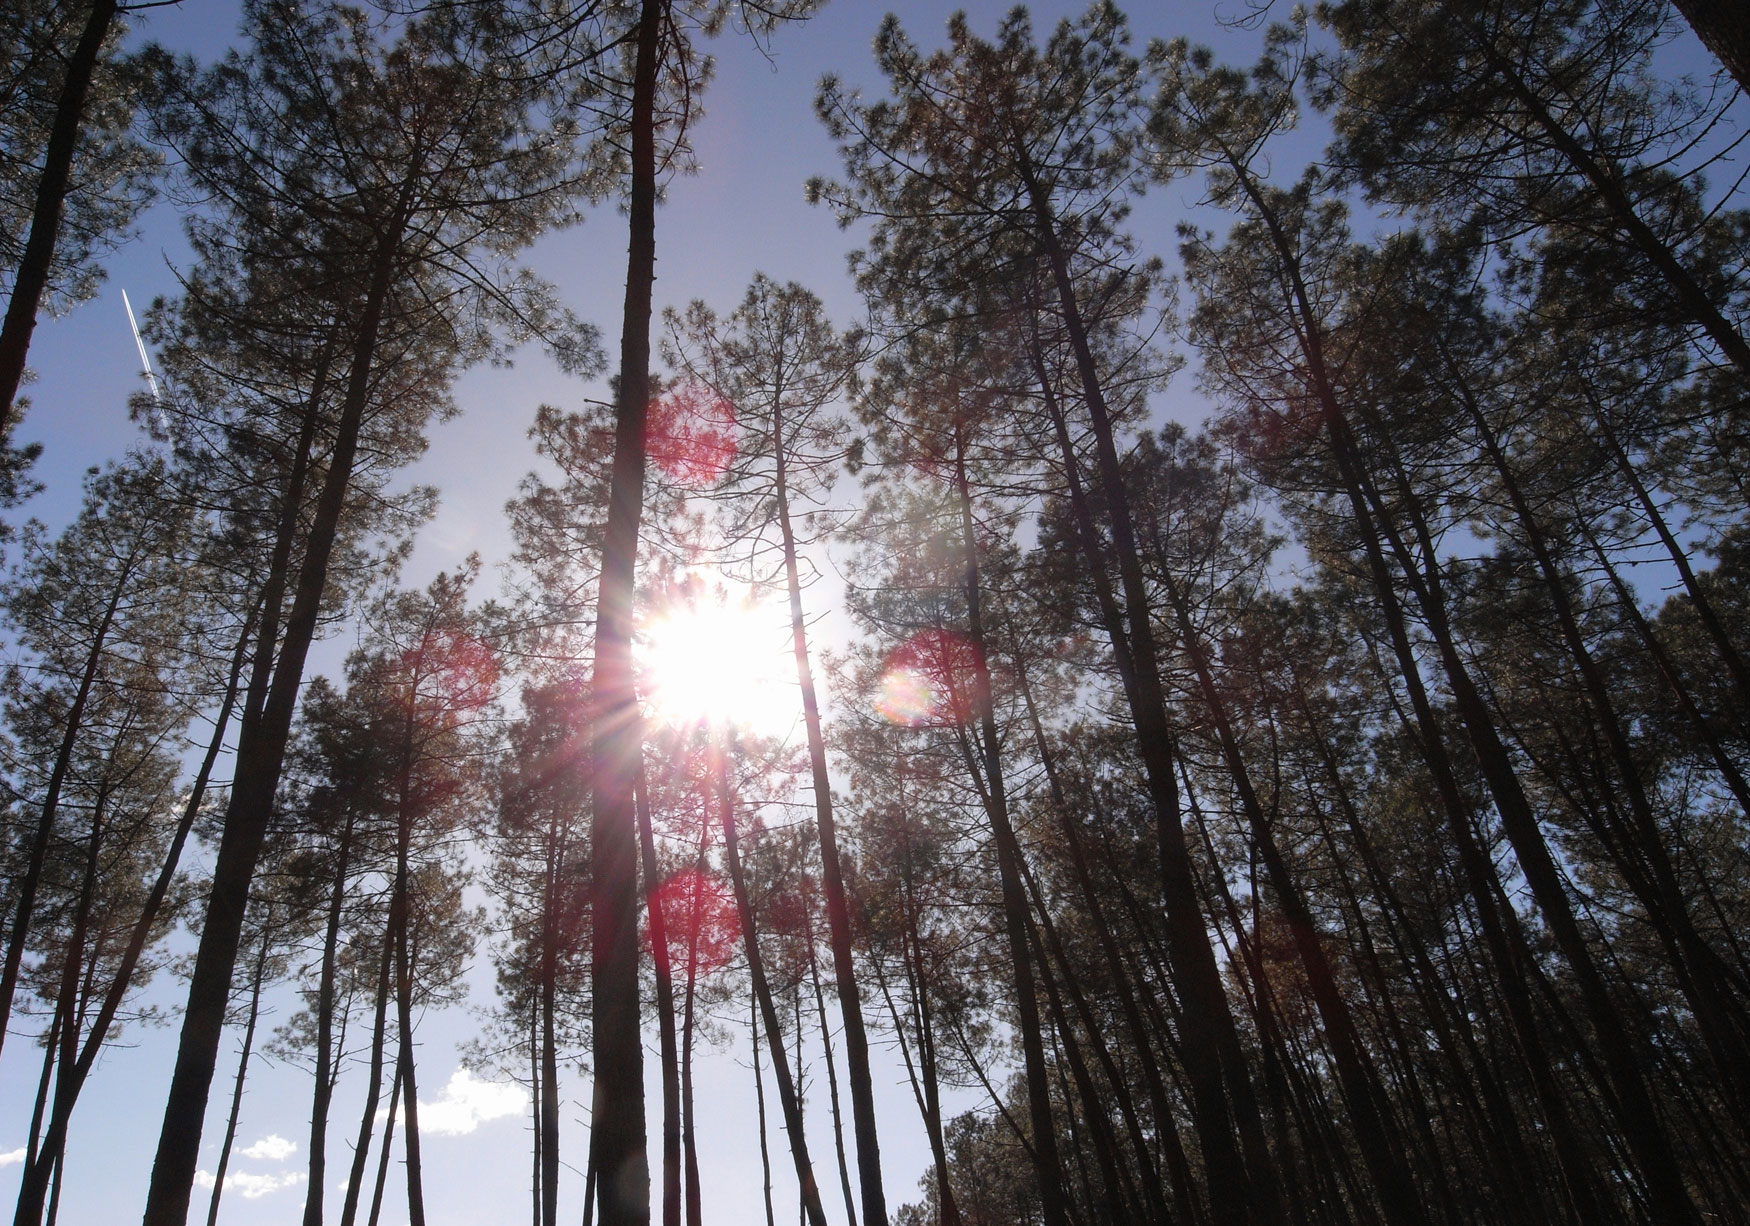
1, 2, 1734, 1225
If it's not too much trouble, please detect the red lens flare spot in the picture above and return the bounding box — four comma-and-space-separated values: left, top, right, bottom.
648, 867, 741, 976
401, 630, 500, 714
873, 629, 982, 726
648, 381, 737, 485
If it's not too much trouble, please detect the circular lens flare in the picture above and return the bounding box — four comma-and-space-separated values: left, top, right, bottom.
873, 629, 981, 726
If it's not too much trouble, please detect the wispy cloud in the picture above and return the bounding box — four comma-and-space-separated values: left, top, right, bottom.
238, 1135, 296, 1162
0, 1149, 24, 1169
194, 1169, 307, 1200
414, 1067, 528, 1137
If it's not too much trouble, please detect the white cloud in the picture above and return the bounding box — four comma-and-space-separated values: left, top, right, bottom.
193, 1169, 306, 1200
0, 1149, 24, 1169
238, 1135, 296, 1162
414, 1067, 528, 1137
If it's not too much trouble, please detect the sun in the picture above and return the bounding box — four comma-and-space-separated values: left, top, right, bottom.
637, 581, 797, 735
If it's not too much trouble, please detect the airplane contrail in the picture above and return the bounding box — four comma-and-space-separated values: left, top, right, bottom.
121, 289, 163, 405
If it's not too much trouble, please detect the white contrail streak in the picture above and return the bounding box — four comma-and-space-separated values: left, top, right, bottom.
121, 289, 162, 404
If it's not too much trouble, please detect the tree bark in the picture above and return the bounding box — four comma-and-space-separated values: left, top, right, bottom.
1671, 0, 1750, 94
587, 2, 664, 1222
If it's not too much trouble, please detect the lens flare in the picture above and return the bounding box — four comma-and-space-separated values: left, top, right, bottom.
873, 629, 982, 726
648, 381, 737, 486
647, 867, 740, 974
638, 581, 796, 734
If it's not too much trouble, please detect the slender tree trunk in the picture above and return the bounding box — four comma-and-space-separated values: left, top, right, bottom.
22, 1011, 60, 1185
340, 914, 398, 1226
800, 881, 858, 1226
1218, 142, 1662, 1224
946, 423, 1071, 1226
0, 0, 119, 434
1021, 306, 1276, 1226
752, 993, 777, 1226
532, 1011, 543, 1226
366, 1068, 401, 1226
872, 942, 961, 1226
303, 814, 355, 1226
142, 190, 412, 1226
1456, 373, 1750, 1102
206, 915, 274, 1226
1582, 389, 1750, 713
636, 768, 682, 1226
1151, 559, 1421, 1226
587, 4, 664, 1223
1016, 850, 1168, 1224
1020, 887, 1143, 1221
393, 827, 427, 1226
714, 736, 830, 1226
681, 823, 706, 1226
772, 404, 888, 1226
1016, 659, 1204, 1225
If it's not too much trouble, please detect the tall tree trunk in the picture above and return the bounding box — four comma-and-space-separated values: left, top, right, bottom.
16, 599, 254, 1208
1218, 141, 1666, 1224
714, 737, 829, 1226
752, 993, 777, 1226
365, 1068, 401, 1226
13, 778, 105, 1226
587, 3, 663, 1223
142, 189, 412, 1226
1016, 658, 1203, 1225
680, 823, 707, 1226
799, 880, 858, 1226
205, 915, 274, 1226
303, 813, 355, 1226
1020, 283, 1278, 1226
1456, 371, 1750, 1103
946, 423, 1071, 1226
871, 941, 960, 1226
772, 401, 887, 1226
0, 0, 118, 434
340, 914, 398, 1226
15, 599, 253, 1225
1151, 560, 1422, 1226
636, 768, 682, 1226
393, 829, 427, 1226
